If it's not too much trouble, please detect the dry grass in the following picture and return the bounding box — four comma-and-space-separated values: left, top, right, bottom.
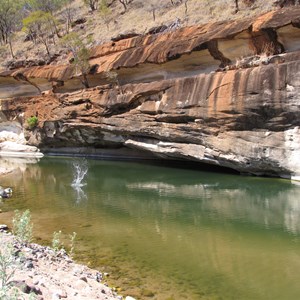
0, 0, 278, 69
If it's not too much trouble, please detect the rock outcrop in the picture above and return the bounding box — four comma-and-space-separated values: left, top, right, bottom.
0, 7, 300, 179
0, 113, 43, 158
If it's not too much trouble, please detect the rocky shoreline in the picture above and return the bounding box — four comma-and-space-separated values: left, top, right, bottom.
0, 229, 133, 300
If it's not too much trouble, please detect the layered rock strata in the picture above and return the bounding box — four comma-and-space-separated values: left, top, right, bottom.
0, 7, 300, 179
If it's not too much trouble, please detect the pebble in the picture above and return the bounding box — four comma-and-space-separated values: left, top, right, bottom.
25, 260, 34, 269
80, 276, 88, 282
52, 293, 60, 300
0, 232, 122, 299
125, 297, 136, 300
0, 224, 8, 231
33, 279, 39, 285
96, 272, 103, 282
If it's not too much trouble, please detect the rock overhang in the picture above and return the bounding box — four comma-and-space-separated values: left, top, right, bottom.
0, 7, 300, 179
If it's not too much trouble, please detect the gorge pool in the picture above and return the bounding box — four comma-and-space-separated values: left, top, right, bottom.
1, 157, 300, 300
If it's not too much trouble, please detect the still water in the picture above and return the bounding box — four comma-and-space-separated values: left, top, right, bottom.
1, 157, 300, 299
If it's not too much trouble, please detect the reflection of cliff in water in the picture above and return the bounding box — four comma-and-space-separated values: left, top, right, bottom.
3, 157, 300, 235
2, 157, 300, 300
0, 157, 41, 175
127, 179, 300, 235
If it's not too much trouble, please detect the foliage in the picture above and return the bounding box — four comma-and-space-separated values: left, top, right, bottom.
24, 0, 64, 15
0, 287, 23, 300
60, 32, 91, 88
98, 0, 112, 28
61, 0, 77, 34
52, 231, 77, 257
0, 243, 17, 290
68, 232, 77, 258
83, 0, 99, 10
0, 0, 23, 58
52, 230, 64, 253
27, 116, 39, 129
12, 210, 33, 243
22, 10, 58, 56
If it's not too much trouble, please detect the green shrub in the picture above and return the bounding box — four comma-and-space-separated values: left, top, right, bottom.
69, 232, 77, 258
12, 210, 33, 243
52, 231, 77, 257
52, 230, 64, 253
0, 243, 16, 290
27, 116, 38, 129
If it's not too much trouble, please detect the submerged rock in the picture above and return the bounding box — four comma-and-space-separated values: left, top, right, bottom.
0, 186, 12, 198
0, 224, 8, 231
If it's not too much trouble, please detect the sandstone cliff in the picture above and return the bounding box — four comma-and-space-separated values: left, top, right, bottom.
0, 7, 300, 179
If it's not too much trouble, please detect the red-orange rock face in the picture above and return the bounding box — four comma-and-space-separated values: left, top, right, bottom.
1, 8, 300, 179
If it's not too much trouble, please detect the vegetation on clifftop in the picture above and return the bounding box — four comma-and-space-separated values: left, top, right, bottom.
0, 0, 298, 70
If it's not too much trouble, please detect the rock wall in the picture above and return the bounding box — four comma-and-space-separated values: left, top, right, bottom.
0, 110, 43, 158
0, 7, 300, 179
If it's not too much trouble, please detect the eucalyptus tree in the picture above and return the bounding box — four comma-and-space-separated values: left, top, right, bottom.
24, 0, 63, 38
60, 32, 91, 88
61, 0, 77, 34
22, 10, 57, 57
24, 0, 63, 15
0, 0, 23, 58
98, 0, 112, 29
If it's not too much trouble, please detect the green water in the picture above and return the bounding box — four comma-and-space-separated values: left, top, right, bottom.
1, 157, 300, 299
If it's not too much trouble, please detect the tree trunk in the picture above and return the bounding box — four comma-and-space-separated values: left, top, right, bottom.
185, 0, 188, 14
82, 74, 90, 88
8, 39, 14, 59
119, 0, 127, 11
234, 0, 239, 13
43, 41, 51, 58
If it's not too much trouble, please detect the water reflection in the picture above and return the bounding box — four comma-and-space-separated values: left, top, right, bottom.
127, 178, 300, 234
2, 157, 300, 299
72, 185, 87, 203
0, 156, 41, 174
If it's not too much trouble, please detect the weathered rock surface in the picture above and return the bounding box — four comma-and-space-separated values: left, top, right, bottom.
0, 8, 300, 179
0, 112, 43, 158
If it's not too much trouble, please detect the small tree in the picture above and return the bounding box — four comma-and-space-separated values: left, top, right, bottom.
118, 0, 134, 12
61, 32, 91, 88
0, 0, 22, 58
22, 10, 58, 57
98, 0, 112, 29
61, 0, 77, 34
83, 0, 98, 11
25, 0, 63, 15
